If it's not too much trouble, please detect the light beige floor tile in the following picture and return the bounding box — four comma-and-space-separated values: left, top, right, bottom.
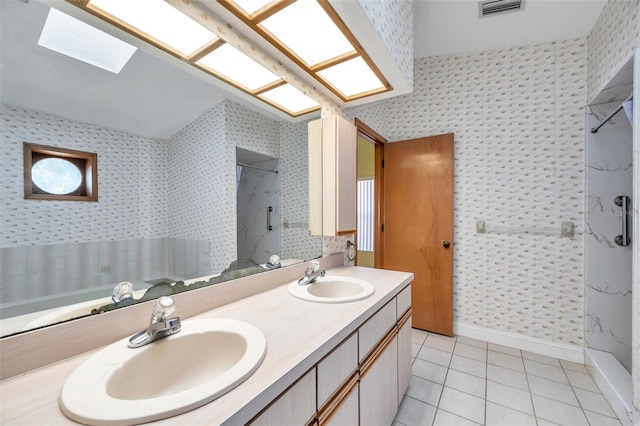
396, 395, 437, 426
424, 334, 456, 353
488, 343, 522, 357
393, 422, 407, 426
411, 342, 421, 358
444, 369, 486, 399
412, 329, 429, 345
527, 375, 579, 406
574, 387, 616, 418
406, 375, 443, 406
565, 370, 600, 392
453, 343, 487, 362
417, 346, 453, 367
486, 364, 529, 391
536, 419, 562, 426
487, 350, 525, 372
433, 409, 481, 426
486, 380, 534, 415
438, 387, 485, 424
559, 359, 589, 374
522, 351, 562, 367
532, 394, 589, 426
524, 359, 569, 384
449, 354, 487, 379
583, 409, 623, 426
412, 358, 449, 384
456, 336, 488, 349
486, 401, 536, 426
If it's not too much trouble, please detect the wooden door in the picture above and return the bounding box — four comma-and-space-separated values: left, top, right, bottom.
383, 134, 454, 335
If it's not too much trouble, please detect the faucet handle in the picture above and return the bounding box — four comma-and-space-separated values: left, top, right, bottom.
112, 281, 134, 303
307, 259, 320, 273
153, 296, 175, 319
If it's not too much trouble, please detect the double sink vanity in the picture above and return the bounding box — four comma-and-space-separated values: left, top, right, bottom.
1, 255, 413, 425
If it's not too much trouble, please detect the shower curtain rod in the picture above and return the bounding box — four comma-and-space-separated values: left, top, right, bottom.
590, 94, 633, 133
237, 162, 278, 174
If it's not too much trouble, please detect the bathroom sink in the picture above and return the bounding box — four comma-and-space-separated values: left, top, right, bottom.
60, 319, 266, 425
288, 275, 374, 303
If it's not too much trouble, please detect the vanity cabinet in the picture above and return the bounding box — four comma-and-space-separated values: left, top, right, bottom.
252, 368, 316, 426
308, 115, 357, 236
360, 334, 399, 426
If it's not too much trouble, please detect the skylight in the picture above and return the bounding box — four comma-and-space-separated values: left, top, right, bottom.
197, 43, 282, 92
259, 84, 320, 115
259, 0, 355, 66
317, 56, 385, 98
38, 8, 136, 74
88, 0, 219, 58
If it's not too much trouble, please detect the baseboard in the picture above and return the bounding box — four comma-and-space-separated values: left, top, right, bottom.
454, 322, 584, 363
585, 348, 634, 426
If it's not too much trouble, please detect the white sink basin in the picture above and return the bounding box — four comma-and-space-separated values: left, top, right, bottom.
60, 319, 266, 425
288, 275, 374, 303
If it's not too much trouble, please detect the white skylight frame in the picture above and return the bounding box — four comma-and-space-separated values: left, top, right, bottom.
38, 8, 136, 74
87, 0, 219, 58
197, 43, 282, 92
258, 84, 320, 116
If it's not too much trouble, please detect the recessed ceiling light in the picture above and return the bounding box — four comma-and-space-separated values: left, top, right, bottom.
197, 44, 281, 92
259, 0, 355, 66
88, 0, 219, 57
317, 56, 385, 98
258, 84, 320, 115
38, 8, 136, 74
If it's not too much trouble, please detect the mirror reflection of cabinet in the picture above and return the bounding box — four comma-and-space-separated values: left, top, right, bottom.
308, 116, 357, 236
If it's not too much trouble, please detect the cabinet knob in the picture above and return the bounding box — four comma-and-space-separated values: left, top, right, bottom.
442, 241, 451, 249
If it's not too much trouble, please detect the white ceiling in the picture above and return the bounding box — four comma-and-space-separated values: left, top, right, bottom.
414, 0, 607, 58
1, 0, 608, 140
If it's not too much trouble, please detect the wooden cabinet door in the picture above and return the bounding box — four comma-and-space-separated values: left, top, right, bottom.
359, 336, 398, 426
384, 133, 454, 335
251, 369, 316, 426
321, 382, 359, 426
397, 317, 412, 402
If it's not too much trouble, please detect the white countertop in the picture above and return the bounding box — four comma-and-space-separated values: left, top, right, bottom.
0, 266, 413, 425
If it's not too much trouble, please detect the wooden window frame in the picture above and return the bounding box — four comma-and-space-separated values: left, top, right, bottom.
24, 142, 98, 202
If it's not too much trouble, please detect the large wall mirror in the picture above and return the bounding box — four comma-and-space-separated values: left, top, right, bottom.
0, 0, 322, 337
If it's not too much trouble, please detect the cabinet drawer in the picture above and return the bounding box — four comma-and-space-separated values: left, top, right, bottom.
358, 299, 396, 362
396, 284, 411, 319
317, 333, 358, 409
252, 368, 316, 426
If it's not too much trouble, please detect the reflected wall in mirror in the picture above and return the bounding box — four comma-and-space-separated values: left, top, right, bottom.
0, 0, 321, 337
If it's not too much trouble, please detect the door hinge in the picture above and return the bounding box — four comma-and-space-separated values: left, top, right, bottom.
381, 223, 385, 232
381, 159, 384, 168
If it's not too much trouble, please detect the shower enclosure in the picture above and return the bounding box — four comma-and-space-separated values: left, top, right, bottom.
585, 54, 636, 425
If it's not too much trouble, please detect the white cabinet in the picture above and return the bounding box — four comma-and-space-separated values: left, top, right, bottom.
317, 333, 358, 409
252, 369, 316, 426
358, 299, 397, 362
308, 115, 357, 236
397, 315, 412, 403
320, 382, 359, 426
360, 335, 399, 426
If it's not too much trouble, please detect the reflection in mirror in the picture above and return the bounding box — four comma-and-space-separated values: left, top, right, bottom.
0, 0, 321, 337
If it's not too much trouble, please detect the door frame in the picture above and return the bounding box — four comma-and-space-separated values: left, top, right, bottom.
354, 118, 387, 268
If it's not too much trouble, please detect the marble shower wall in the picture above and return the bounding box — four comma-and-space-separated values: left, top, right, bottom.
585, 102, 634, 373
237, 159, 280, 264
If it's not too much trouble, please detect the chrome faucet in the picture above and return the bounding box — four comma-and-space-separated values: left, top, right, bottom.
298, 260, 325, 285
128, 296, 181, 348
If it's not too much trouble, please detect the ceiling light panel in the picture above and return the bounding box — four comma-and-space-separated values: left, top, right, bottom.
197, 43, 281, 92
258, 84, 319, 115
38, 8, 136, 74
317, 56, 385, 98
259, 0, 355, 66
88, 0, 218, 57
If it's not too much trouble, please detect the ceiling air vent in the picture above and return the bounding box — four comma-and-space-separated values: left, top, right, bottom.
478, 0, 525, 18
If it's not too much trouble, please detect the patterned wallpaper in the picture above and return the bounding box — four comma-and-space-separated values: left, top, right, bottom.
358, 0, 414, 88
0, 104, 169, 247
344, 38, 588, 347
587, 0, 640, 103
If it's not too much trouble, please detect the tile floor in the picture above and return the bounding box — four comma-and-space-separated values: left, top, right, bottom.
393, 330, 622, 426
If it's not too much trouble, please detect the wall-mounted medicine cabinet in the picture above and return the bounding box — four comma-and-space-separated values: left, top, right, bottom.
308, 115, 357, 236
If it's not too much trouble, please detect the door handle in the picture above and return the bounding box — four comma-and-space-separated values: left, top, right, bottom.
442, 241, 450, 249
